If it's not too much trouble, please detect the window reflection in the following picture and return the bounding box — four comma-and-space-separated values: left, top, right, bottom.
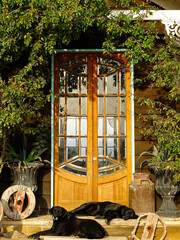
61, 165, 86, 176
70, 65, 87, 74
81, 77, 87, 94
106, 73, 118, 95
66, 137, 79, 160
81, 97, 87, 115
97, 57, 123, 68
59, 97, 65, 114
98, 158, 115, 169
120, 97, 126, 115
120, 117, 126, 135
67, 97, 79, 115
67, 72, 79, 94
120, 137, 126, 162
98, 138, 104, 156
98, 97, 104, 115
81, 118, 87, 136
106, 138, 118, 161
59, 69, 65, 94
67, 117, 79, 135
98, 117, 104, 136
61, 57, 87, 67
120, 69, 126, 94
70, 158, 87, 168
98, 65, 115, 75
98, 77, 104, 95
98, 165, 125, 177
81, 138, 87, 156
106, 97, 118, 115
59, 137, 65, 164
59, 117, 65, 135
106, 117, 118, 136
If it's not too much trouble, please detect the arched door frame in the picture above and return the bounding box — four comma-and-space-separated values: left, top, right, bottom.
51, 49, 134, 207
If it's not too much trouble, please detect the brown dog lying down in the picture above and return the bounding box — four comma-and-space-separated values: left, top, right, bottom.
29, 206, 106, 239
69, 201, 138, 224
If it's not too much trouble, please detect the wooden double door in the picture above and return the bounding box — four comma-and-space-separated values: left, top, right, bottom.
53, 52, 132, 210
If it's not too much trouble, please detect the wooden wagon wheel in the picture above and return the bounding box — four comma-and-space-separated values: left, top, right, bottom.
132, 213, 167, 240
0, 200, 4, 228
1, 185, 36, 220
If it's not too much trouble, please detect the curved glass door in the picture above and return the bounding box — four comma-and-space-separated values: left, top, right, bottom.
97, 57, 127, 176
58, 56, 88, 176
54, 52, 132, 209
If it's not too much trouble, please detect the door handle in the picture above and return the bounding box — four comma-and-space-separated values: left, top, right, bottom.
93, 157, 97, 161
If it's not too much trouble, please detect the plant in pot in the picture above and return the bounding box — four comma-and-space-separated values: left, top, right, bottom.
139, 118, 180, 217
4, 134, 49, 193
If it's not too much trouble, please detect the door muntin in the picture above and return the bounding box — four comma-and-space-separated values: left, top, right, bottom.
57, 54, 128, 177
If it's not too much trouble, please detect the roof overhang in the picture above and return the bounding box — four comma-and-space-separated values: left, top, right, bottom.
111, 10, 180, 39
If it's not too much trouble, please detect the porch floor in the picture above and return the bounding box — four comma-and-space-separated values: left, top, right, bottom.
1, 214, 180, 239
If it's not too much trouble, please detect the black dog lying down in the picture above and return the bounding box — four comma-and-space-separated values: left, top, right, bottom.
69, 201, 138, 224
29, 206, 106, 239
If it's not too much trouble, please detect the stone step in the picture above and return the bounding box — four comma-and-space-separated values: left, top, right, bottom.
39, 237, 128, 240
2, 215, 180, 240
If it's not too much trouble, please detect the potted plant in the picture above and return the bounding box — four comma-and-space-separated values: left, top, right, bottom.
3, 134, 49, 192
139, 133, 180, 217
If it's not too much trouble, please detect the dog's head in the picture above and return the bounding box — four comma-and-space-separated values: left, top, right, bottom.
122, 208, 138, 220
50, 206, 67, 220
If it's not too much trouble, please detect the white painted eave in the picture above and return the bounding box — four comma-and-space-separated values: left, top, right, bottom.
111, 10, 180, 38
111, 10, 180, 23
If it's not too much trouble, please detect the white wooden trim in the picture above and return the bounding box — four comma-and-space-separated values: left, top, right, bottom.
111, 10, 180, 38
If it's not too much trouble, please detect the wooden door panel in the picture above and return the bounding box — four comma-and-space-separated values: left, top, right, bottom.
98, 176, 128, 205
55, 169, 88, 210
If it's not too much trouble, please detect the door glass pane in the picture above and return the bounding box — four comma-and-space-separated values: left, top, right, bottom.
81, 138, 87, 156
67, 117, 79, 135
120, 117, 126, 135
106, 117, 118, 136
59, 137, 65, 164
98, 158, 115, 169
61, 165, 86, 176
81, 117, 87, 136
120, 137, 126, 163
98, 65, 115, 75
59, 68, 65, 94
59, 117, 65, 135
120, 69, 126, 94
81, 97, 87, 115
98, 77, 104, 95
67, 97, 79, 115
59, 97, 65, 115
97, 57, 123, 68
98, 97, 104, 115
106, 138, 118, 161
98, 138, 104, 156
98, 165, 125, 177
98, 117, 104, 136
106, 73, 118, 95
70, 158, 87, 168
61, 57, 87, 67
120, 97, 126, 115
66, 137, 79, 160
70, 65, 87, 74
106, 97, 118, 115
81, 77, 87, 94
67, 72, 79, 94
